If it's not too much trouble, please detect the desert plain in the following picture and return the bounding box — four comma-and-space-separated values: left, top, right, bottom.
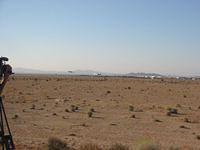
2, 75, 200, 149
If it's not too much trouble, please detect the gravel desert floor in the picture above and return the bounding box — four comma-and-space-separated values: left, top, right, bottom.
2, 75, 200, 149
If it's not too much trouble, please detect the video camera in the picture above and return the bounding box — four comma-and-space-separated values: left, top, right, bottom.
0, 57, 13, 78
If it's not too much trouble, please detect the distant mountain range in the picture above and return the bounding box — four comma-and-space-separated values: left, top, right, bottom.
13, 67, 165, 77
126, 72, 163, 77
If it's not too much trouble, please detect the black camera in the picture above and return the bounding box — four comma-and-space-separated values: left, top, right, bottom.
0, 57, 13, 78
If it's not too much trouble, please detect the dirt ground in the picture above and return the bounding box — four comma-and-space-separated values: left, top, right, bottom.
2, 75, 200, 149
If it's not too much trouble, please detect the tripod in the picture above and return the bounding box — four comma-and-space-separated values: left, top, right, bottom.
0, 97, 14, 150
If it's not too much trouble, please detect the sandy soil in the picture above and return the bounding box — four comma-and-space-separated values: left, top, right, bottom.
2, 75, 200, 149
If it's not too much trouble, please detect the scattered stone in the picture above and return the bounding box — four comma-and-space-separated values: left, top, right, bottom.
167, 108, 178, 116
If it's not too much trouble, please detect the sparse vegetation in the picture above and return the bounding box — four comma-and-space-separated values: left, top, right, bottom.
31, 104, 36, 110
138, 143, 161, 150
88, 111, 93, 118
184, 118, 190, 123
48, 137, 72, 150
65, 109, 69, 112
12, 114, 18, 119
131, 114, 136, 118
129, 105, 134, 111
79, 143, 102, 150
169, 146, 180, 150
71, 105, 76, 112
107, 90, 111, 94
90, 108, 95, 112
196, 135, 200, 140
109, 143, 129, 150
5, 76, 200, 149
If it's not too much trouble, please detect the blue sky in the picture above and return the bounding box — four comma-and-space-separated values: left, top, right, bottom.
0, 0, 200, 76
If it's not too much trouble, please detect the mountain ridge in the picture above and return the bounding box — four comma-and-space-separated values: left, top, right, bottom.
13, 67, 165, 77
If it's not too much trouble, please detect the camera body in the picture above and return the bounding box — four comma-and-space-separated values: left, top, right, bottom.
0, 57, 12, 78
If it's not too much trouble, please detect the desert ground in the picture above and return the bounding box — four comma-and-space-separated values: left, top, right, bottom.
2, 75, 200, 149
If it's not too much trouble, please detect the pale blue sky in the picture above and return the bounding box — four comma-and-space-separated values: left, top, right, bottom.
0, 0, 200, 76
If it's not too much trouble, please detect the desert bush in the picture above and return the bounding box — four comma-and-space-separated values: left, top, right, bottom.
129, 105, 134, 111
131, 114, 136, 118
139, 143, 161, 150
184, 118, 190, 123
12, 114, 18, 119
107, 90, 111, 94
88, 111, 93, 118
79, 143, 102, 150
71, 105, 76, 112
169, 146, 180, 150
136, 139, 160, 150
31, 104, 36, 110
48, 137, 72, 150
109, 143, 129, 150
90, 108, 95, 112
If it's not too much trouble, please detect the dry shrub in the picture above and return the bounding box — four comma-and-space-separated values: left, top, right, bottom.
139, 143, 160, 150
79, 143, 102, 150
136, 139, 160, 150
169, 146, 181, 150
48, 137, 72, 150
109, 143, 129, 150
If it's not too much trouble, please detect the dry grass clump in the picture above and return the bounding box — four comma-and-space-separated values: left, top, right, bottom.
109, 143, 129, 150
136, 139, 160, 150
129, 105, 134, 111
71, 105, 79, 112
90, 108, 95, 112
107, 90, 111, 94
88, 111, 93, 118
196, 135, 200, 140
79, 143, 129, 150
79, 143, 102, 150
139, 143, 161, 150
48, 137, 72, 150
169, 146, 181, 150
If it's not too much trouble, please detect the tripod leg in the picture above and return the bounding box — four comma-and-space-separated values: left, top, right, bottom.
0, 97, 15, 150
0, 99, 5, 150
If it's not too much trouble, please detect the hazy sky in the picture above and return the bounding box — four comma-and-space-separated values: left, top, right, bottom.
0, 0, 200, 76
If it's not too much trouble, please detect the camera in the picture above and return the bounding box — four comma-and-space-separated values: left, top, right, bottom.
0, 57, 13, 78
